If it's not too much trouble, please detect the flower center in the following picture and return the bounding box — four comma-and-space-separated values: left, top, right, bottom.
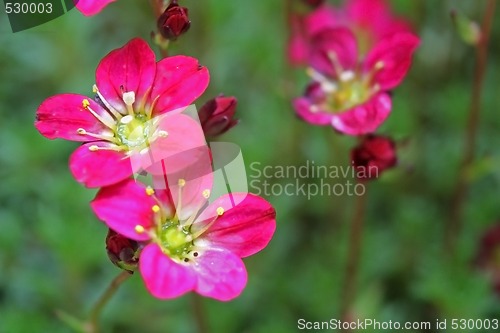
325, 71, 371, 113
159, 220, 194, 259
116, 114, 152, 149
77, 86, 167, 154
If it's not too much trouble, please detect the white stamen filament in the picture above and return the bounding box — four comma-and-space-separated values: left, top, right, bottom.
77, 128, 119, 143
93, 85, 123, 118
82, 100, 116, 130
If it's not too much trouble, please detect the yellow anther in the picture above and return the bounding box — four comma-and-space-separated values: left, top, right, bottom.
178, 179, 186, 187
145, 186, 155, 196
202, 189, 210, 199
216, 207, 224, 216
92, 84, 98, 93
88, 145, 99, 151
77, 128, 86, 135
135, 225, 145, 233
82, 99, 90, 109
152, 205, 161, 213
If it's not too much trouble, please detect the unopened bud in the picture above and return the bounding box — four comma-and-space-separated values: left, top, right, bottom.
157, 2, 191, 41
451, 9, 482, 46
198, 95, 239, 137
106, 229, 139, 273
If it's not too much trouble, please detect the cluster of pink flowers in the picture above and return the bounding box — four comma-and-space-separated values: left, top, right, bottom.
36, 26, 276, 300
290, 0, 420, 179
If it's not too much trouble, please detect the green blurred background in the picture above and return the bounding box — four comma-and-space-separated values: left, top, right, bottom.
1, 0, 500, 332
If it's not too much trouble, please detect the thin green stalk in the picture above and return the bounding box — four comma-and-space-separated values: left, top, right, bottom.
86, 271, 132, 333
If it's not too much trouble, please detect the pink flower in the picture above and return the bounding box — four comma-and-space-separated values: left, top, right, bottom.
75, 0, 117, 16
91, 176, 276, 301
294, 28, 419, 135
35, 38, 210, 188
289, 0, 413, 65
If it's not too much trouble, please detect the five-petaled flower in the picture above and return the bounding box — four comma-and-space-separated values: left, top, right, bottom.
35, 38, 209, 188
294, 29, 419, 135
91, 174, 276, 301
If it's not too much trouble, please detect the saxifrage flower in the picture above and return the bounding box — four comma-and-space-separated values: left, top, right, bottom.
35, 38, 209, 188
294, 28, 419, 135
351, 134, 397, 180
91, 176, 276, 301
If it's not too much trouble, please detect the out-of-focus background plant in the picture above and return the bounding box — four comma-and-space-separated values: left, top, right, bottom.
1, 0, 500, 332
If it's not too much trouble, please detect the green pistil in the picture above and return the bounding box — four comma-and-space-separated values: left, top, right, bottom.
116, 113, 151, 148
159, 220, 194, 260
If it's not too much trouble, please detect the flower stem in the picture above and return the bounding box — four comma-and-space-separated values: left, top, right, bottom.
445, 0, 496, 256
191, 294, 210, 333
340, 184, 368, 323
86, 271, 132, 333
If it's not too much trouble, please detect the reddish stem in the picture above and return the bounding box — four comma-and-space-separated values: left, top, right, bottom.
340, 184, 368, 323
446, 0, 496, 256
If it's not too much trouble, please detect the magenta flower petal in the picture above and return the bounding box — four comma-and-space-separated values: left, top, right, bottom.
310, 27, 358, 76
91, 179, 156, 241
346, 0, 413, 40
304, 4, 340, 36
69, 142, 132, 188
293, 97, 333, 126
193, 249, 247, 301
331, 93, 392, 135
75, 0, 116, 16
195, 193, 276, 258
35, 94, 110, 141
140, 244, 197, 299
95, 38, 156, 114
138, 113, 209, 176
364, 33, 420, 90
288, 15, 309, 65
151, 56, 210, 115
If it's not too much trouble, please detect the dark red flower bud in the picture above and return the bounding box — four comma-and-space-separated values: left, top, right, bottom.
106, 229, 139, 273
474, 224, 500, 295
157, 2, 190, 41
302, 0, 325, 8
198, 95, 239, 137
351, 135, 397, 180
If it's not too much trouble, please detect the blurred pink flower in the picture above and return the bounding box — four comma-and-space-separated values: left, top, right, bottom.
294, 28, 419, 135
75, 0, 117, 16
91, 177, 276, 301
288, 0, 414, 65
35, 38, 209, 188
